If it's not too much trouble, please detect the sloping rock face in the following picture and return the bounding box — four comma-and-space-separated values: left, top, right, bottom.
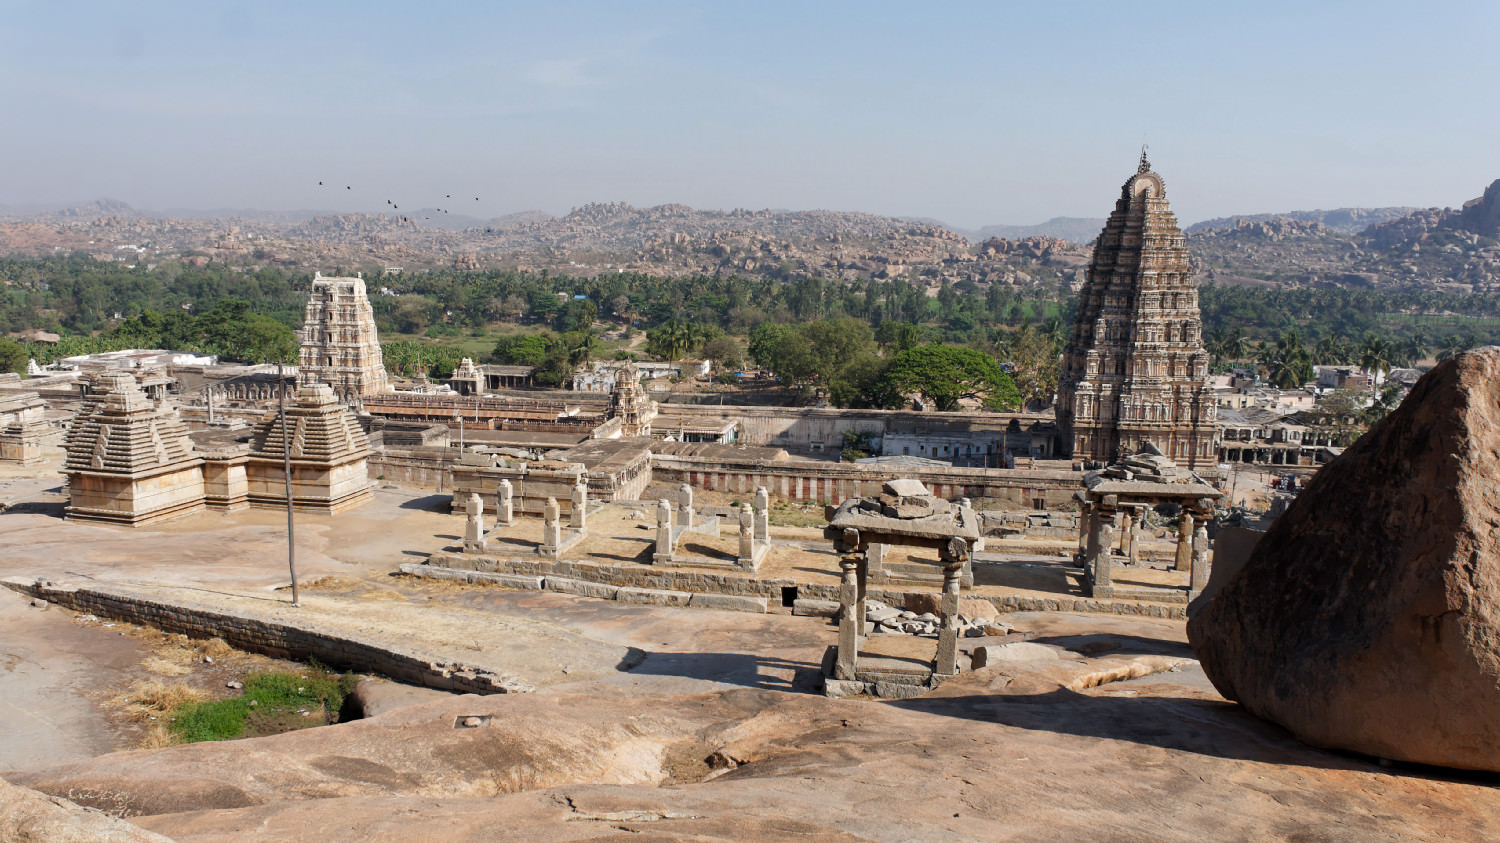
1189, 347, 1500, 770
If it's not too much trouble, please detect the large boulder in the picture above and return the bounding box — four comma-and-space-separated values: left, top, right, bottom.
1188, 347, 1500, 771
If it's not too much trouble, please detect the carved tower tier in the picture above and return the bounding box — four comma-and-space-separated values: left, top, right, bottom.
297, 273, 390, 404
1056, 154, 1218, 469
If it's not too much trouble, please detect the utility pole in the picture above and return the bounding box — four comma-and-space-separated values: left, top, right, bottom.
278, 362, 300, 607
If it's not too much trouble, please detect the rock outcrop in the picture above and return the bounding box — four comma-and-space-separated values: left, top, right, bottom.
1188, 347, 1500, 771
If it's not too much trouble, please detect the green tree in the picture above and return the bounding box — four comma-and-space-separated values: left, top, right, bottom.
0, 337, 26, 374
1357, 332, 1394, 403
880, 345, 1021, 411
490, 332, 554, 366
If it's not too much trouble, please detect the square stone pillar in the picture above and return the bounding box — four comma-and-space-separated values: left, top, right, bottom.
541, 497, 562, 556
654, 498, 674, 564
496, 479, 514, 527
463, 492, 486, 553
1090, 510, 1117, 596
570, 481, 587, 530
1175, 510, 1195, 572
737, 503, 755, 566
1189, 522, 1212, 598
1119, 511, 1134, 559
935, 553, 964, 677
1077, 504, 1093, 564
753, 486, 770, 542
678, 483, 694, 529
835, 552, 862, 681
867, 542, 888, 582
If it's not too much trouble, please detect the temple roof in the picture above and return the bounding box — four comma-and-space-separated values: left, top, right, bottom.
63, 372, 201, 476
251, 383, 371, 464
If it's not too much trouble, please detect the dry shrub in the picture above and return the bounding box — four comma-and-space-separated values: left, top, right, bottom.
196, 637, 235, 659
138, 721, 179, 750
112, 678, 204, 719
140, 656, 193, 676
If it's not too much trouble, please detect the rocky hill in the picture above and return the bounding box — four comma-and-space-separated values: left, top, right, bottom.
0, 182, 1497, 291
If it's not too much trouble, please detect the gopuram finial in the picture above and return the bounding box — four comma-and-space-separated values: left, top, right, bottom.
1138, 144, 1151, 174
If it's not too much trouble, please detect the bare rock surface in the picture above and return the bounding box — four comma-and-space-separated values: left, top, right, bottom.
1189, 347, 1500, 770
6, 612, 1497, 842
0, 776, 173, 842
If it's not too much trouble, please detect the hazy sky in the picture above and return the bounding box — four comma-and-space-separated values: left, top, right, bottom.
2, 1, 1495, 228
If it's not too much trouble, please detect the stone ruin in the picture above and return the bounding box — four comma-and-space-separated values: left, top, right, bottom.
457, 478, 591, 560
247, 382, 374, 514
1076, 447, 1220, 602
0, 387, 53, 465
62, 372, 205, 525
821, 479, 982, 698
654, 483, 770, 571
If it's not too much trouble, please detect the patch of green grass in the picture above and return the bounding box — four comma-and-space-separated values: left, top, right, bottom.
169, 670, 356, 744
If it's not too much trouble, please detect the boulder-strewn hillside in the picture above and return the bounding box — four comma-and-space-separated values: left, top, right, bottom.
0, 181, 1496, 291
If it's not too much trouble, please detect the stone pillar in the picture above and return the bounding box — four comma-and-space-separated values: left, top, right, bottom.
463, 492, 485, 552
678, 483, 694, 529
542, 497, 562, 556
1092, 510, 1117, 594
654, 498, 674, 564
867, 542, 888, 582
958, 497, 984, 552
496, 479, 514, 526
737, 503, 755, 567
1119, 511, 1134, 559
1190, 522, 1212, 597
1077, 503, 1093, 564
836, 545, 862, 681
1175, 510, 1195, 572
753, 486, 770, 542
935, 540, 965, 676
570, 481, 587, 530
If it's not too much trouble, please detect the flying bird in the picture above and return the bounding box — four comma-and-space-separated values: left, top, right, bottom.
346, 186, 351, 190
318, 181, 323, 185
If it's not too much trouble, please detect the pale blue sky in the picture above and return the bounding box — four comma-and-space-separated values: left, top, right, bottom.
1, 1, 1495, 228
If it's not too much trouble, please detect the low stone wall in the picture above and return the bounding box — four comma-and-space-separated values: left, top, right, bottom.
3, 579, 527, 694
368, 446, 454, 490
420, 552, 1187, 620
652, 454, 1083, 508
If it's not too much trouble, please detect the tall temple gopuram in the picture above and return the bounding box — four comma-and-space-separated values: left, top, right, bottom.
297, 273, 390, 404
1055, 154, 1218, 469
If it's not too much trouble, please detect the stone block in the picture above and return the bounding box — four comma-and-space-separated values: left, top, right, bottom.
792, 598, 840, 618
822, 678, 873, 698
616, 586, 692, 607
903, 592, 941, 615
542, 577, 620, 600
483, 573, 544, 591
688, 593, 769, 613
874, 679, 930, 700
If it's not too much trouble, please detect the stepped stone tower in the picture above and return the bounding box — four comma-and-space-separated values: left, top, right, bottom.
1056, 154, 1218, 469
297, 273, 390, 403
63, 372, 205, 525
0, 390, 51, 465
247, 382, 373, 513
609, 362, 657, 437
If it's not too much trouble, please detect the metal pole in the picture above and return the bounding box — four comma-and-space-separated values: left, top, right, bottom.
279, 363, 299, 607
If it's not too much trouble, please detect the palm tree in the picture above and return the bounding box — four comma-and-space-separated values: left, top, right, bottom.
1357, 332, 1393, 404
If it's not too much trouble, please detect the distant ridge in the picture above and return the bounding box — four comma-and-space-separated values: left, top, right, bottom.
1186, 207, 1418, 235
968, 217, 1105, 244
